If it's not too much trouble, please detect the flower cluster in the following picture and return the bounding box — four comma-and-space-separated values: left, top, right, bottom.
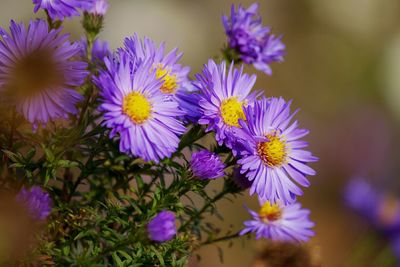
0, 1, 319, 265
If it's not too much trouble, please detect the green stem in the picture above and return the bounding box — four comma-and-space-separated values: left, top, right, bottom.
2, 110, 17, 179
179, 187, 230, 231
200, 231, 243, 247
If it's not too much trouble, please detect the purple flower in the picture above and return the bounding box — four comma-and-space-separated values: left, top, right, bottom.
33, 0, 95, 20
195, 60, 259, 149
345, 178, 400, 234
85, 0, 109, 15
123, 34, 191, 96
190, 150, 225, 180
0, 20, 88, 129
175, 90, 203, 123
233, 97, 318, 204
240, 201, 314, 242
222, 3, 285, 75
16, 186, 52, 221
80, 37, 110, 62
94, 52, 186, 162
147, 211, 177, 243
344, 178, 380, 221
232, 166, 252, 190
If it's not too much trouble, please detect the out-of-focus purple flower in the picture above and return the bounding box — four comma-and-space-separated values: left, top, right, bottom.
93, 52, 186, 162
222, 3, 285, 75
240, 201, 314, 242
81, 37, 110, 62
232, 166, 252, 190
233, 97, 318, 204
195, 60, 259, 149
147, 211, 177, 243
16, 186, 52, 221
0, 20, 88, 129
190, 150, 225, 180
345, 178, 400, 234
33, 0, 94, 20
344, 178, 380, 221
85, 0, 109, 15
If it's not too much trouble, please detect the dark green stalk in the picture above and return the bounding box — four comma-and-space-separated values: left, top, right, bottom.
179, 186, 230, 231
200, 231, 243, 247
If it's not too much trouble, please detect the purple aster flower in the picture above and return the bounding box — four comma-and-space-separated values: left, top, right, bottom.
147, 211, 177, 243
195, 59, 259, 149
94, 52, 186, 162
240, 201, 314, 242
222, 3, 285, 75
233, 97, 318, 204
80, 37, 110, 62
0, 20, 88, 129
16, 186, 52, 221
344, 178, 400, 234
33, 0, 95, 20
190, 150, 225, 180
123, 34, 191, 96
85, 0, 109, 15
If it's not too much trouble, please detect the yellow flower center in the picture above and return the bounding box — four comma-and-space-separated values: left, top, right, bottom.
122, 92, 152, 124
155, 65, 178, 94
220, 97, 246, 127
259, 201, 282, 222
257, 134, 287, 167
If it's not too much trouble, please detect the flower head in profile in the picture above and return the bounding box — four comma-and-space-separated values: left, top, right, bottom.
234, 97, 318, 204
222, 3, 285, 75
32, 0, 95, 20
85, 0, 109, 16
94, 52, 186, 162
240, 201, 314, 242
16, 186, 52, 221
123, 34, 191, 95
190, 150, 225, 180
195, 60, 259, 148
0, 20, 88, 129
147, 211, 177, 243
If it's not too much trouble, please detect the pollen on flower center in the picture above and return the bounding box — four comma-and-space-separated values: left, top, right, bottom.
155, 66, 178, 94
259, 201, 282, 222
220, 97, 246, 127
122, 92, 152, 124
257, 134, 287, 167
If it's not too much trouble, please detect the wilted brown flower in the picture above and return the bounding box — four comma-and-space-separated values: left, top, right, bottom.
252, 241, 321, 267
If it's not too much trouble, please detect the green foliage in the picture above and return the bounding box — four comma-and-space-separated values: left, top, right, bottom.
0, 8, 247, 267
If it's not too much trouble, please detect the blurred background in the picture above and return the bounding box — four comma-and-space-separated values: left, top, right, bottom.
2, 0, 400, 266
